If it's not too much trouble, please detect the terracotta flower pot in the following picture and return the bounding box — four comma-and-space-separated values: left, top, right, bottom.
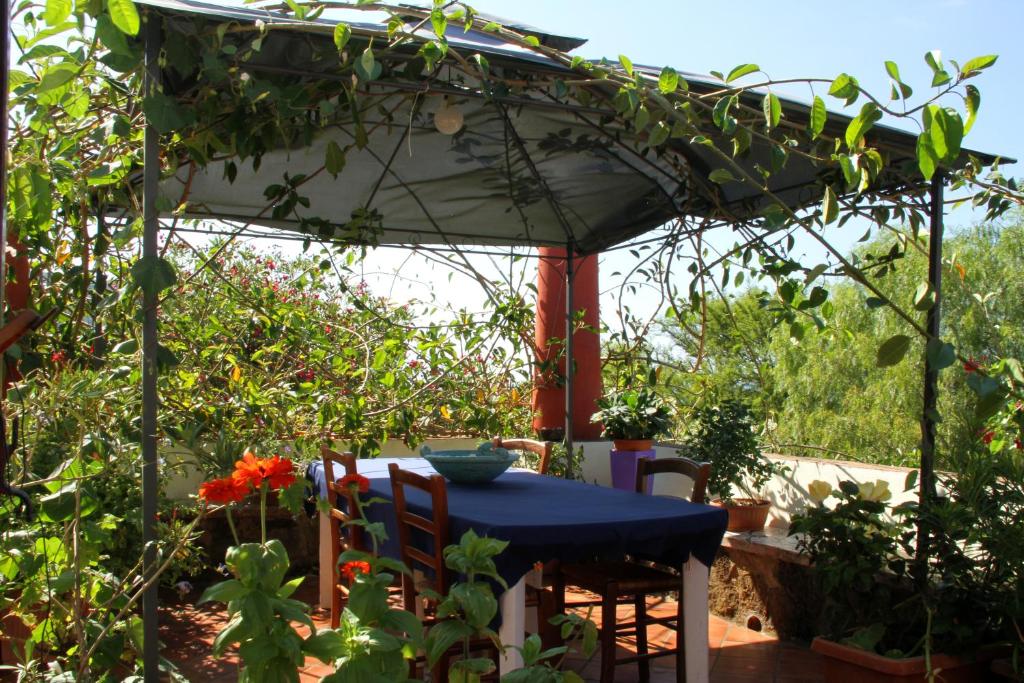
612, 438, 654, 451
710, 498, 770, 532
812, 636, 996, 683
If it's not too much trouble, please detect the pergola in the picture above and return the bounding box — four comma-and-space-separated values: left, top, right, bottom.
0, 1, 1008, 679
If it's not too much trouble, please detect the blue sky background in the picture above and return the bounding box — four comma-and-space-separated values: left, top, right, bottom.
298, 1, 1024, 326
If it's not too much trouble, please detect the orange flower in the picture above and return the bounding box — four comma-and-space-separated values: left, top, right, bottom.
198, 476, 249, 505
338, 473, 370, 494
233, 451, 296, 491
340, 560, 371, 584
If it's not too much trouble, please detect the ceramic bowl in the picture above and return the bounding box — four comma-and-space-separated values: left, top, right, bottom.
421, 443, 516, 484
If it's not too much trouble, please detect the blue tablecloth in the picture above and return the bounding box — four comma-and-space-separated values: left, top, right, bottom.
307, 457, 728, 589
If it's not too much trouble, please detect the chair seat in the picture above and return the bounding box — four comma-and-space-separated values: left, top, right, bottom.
561, 560, 681, 595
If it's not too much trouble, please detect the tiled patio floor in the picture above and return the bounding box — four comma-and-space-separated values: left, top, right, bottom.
160, 583, 823, 682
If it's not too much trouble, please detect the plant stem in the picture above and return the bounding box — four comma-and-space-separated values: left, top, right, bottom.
260, 482, 268, 545
226, 506, 240, 546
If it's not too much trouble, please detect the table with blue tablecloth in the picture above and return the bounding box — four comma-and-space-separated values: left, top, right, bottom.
307, 457, 728, 681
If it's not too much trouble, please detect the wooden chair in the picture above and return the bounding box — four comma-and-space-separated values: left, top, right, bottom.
555, 456, 712, 683
321, 446, 364, 628
388, 463, 500, 680
491, 436, 560, 645
636, 456, 711, 503
490, 436, 554, 475
388, 462, 451, 616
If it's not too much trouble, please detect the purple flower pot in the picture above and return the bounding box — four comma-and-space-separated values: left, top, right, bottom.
610, 448, 656, 494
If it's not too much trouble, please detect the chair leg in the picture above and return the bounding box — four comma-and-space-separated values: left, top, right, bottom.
634, 593, 650, 683
676, 588, 686, 683
330, 585, 341, 629
600, 583, 618, 683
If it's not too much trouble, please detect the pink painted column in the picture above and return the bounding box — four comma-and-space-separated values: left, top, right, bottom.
532, 247, 602, 440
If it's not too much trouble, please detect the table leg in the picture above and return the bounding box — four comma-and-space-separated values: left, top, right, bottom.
318, 511, 333, 609
498, 575, 526, 675
682, 558, 710, 683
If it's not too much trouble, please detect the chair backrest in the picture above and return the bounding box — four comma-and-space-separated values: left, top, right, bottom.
388, 463, 451, 599
321, 446, 365, 552
491, 436, 554, 475
635, 456, 712, 504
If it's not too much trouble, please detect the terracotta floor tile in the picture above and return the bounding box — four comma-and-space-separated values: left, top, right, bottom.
155, 582, 827, 683
723, 625, 778, 644
717, 641, 779, 658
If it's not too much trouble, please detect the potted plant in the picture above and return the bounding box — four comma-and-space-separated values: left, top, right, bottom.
791, 478, 1005, 682
676, 400, 778, 531
591, 382, 673, 452
592, 376, 674, 491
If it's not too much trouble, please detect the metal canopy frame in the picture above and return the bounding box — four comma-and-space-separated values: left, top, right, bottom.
0, 1, 1007, 680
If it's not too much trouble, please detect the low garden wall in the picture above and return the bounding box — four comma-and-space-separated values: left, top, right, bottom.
166, 436, 918, 638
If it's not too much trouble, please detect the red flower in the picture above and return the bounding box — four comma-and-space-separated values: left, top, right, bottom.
233, 451, 296, 490
338, 473, 370, 494
51, 350, 66, 363
1016, 439, 1022, 450
981, 430, 995, 445
963, 359, 981, 374
340, 560, 371, 584
199, 476, 249, 505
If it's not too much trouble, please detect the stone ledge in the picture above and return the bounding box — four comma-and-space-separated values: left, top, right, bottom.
720, 526, 810, 567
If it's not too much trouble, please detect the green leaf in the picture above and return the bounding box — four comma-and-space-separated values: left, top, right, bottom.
960, 54, 997, 76
618, 54, 633, 77
725, 63, 759, 83
712, 95, 737, 132
143, 92, 196, 133
354, 46, 382, 81
302, 630, 345, 662
828, 73, 860, 106
884, 60, 913, 99
845, 102, 881, 149
647, 121, 670, 147
325, 140, 346, 178
333, 23, 351, 51
43, 0, 72, 26
925, 338, 956, 371
198, 579, 248, 605
431, 7, 447, 38
913, 281, 935, 311
929, 106, 963, 163
112, 339, 138, 354
523, 35, 540, 47
131, 255, 178, 297
916, 132, 938, 181
37, 63, 78, 93
658, 66, 679, 94
964, 84, 980, 134
924, 50, 951, 86
762, 92, 781, 130
108, 0, 140, 36
808, 95, 827, 140
822, 186, 839, 224
708, 168, 737, 184
96, 14, 132, 56
876, 335, 912, 367
634, 105, 650, 132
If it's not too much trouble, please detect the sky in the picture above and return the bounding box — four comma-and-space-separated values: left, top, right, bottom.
253, 0, 1024, 330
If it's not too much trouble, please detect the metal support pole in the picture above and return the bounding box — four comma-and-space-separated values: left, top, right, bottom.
0, 0, 11, 348
141, 13, 162, 682
917, 173, 944, 569
564, 245, 575, 478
